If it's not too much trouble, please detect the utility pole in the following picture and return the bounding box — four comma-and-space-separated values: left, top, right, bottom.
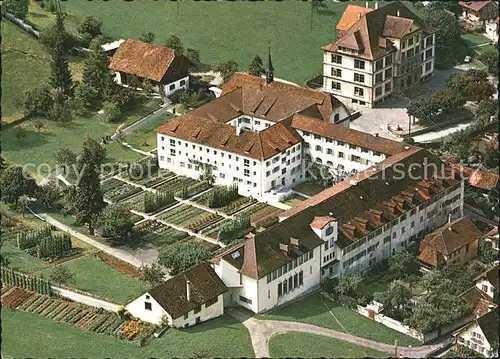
394, 339, 398, 358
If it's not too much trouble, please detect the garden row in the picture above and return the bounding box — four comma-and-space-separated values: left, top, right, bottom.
102, 178, 143, 202
157, 204, 222, 232
133, 220, 189, 247
200, 217, 253, 242
1, 285, 154, 342
120, 190, 177, 214
236, 202, 283, 228
152, 176, 211, 199
16, 225, 73, 260
193, 187, 256, 215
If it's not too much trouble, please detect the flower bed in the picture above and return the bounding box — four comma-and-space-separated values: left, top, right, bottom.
96, 252, 142, 278
158, 204, 221, 232
103, 182, 142, 202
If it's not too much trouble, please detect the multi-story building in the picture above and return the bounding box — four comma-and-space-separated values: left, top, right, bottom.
459, 1, 499, 25
156, 72, 412, 200
211, 148, 465, 314
454, 307, 498, 358
322, 1, 438, 108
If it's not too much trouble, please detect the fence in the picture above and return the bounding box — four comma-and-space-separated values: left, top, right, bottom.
50, 285, 122, 312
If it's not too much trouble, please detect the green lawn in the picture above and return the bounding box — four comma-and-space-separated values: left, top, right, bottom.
475, 44, 497, 55
125, 113, 175, 151
38, 255, 149, 303
1, 242, 51, 274
260, 294, 420, 347
269, 333, 389, 358
281, 193, 308, 206
2, 309, 254, 358
461, 33, 491, 47
58, 0, 379, 85
292, 181, 326, 197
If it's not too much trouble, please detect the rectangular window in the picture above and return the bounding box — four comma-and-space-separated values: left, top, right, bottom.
375, 72, 383, 84
267, 274, 272, 283
331, 68, 342, 77
331, 81, 341, 91
385, 55, 392, 66
385, 68, 392, 78
288, 276, 293, 290
338, 152, 344, 158
354, 60, 365, 69
354, 87, 364, 97
244, 169, 250, 177
293, 273, 298, 288
278, 282, 283, 297
426, 36, 433, 47
283, 280, 288, 293
299, 271, 303, 286
244, 159, 250, 166
401, 39, 406, 49
145, 302, 152, 311
384, 82, 392, 92
327, 149, 333, 155
408, 37, 413, 46
332, 54, 342, 64
375, 86, 382, 97
354, 73, 365, 83
375, 59, 383, 71
425, 61, 432, 72
170, 149, 176, 156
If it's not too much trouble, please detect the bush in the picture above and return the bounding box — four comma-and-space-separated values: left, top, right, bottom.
218, 216, 251, 244
101, 102, 121, 123
77, 16, 103, 38
209, 184, 239, 208
24, 87, 54, 117
168, 89, 184, 104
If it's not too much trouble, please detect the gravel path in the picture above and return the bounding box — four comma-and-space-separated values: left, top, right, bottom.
228, 307, 441, 358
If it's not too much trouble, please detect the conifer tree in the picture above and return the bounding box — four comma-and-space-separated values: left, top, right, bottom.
49, 11, 73, 95
82, 42, 111, 98
249, 55, 265, 77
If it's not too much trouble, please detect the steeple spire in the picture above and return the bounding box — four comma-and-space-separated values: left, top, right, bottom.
266, 45, 274, 84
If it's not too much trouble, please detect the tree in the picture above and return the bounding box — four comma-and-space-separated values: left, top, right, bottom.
446, 70, 494, 103
432, 89, 466, 110
49, 89, 71, 121
77, 16, 103, 39
40, 13, 75, 51
65, 137, 106, 232
101, 101, 122, 123
185, 48, 200, 67
479, 50, 499, 77
140, 263, 165, 287
49, 19, 73, 96
375, 280, 413, 321
334, 274, 362, 297
310, 0, 327, 30
477, 99, 499, 119
163, 35, 184, 55
72, 82, 99, 113
478, 238, 498, 264
248, 55, 265, 77
139, 31, 156, 44
49, 265, 75, 285
81, 44, 111, 98
95, 204, 133, 240
421, 9, 464, 69
388, 249, 419, 279
199, 163, 216, 186
467, 81, 496, 104
158, 242, 211, 276
212, 60, 239, 83
3, 0, 29, 19
427, 1, 461, 18
33, 119, 45, 133
37, 182, 63, 209
24, 87, 54, 117
54, 147, 77, 174
0, 166, 38, 206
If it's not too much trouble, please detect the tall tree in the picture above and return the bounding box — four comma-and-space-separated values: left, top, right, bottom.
94, 203, 133, 241
82, 43, 111, 98
158, 242, 211, 276
248, 55, 265, 77
49, 12, 73, 96
212, 60, 239, 83
140, 263, 165, 287
375, 280, 413, 320
77, 16, 103, 39
65, 137, 106, 232
163, 35, 184, 55
388, 249, 419, 279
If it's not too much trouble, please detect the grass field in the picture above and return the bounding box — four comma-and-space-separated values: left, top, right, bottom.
57, 0, 380, 85
38, 255, 149, 303
269, 333, 389, 358
2, 309, 254, 358
260, 294, 420, 347
461, 33, 492, 47
292, 181, 326, 197
125, 113, 175, 151
1, 242, 51, 274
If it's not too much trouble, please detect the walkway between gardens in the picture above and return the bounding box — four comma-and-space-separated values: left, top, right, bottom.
228, 307, 443, 358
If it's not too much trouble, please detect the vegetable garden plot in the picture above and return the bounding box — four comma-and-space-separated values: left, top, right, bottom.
192, 189, 256, 215
101, 178, 126, 193
120, 191, 178, 214
152, 176, 210, 198
183, 237, 221, 253
133, 220, 188, 247
126, 169, 177, 187
103, 182, 142, 202
158, 204, 222, 232
236, 203, 283, 225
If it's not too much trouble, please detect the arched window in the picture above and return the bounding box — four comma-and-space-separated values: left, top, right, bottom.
326, 161, 333, 167
305, 154, 312, 162
315, 158, 322, 164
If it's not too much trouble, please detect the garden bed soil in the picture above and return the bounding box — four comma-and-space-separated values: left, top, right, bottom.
49, 250, 85, 266
96, 252, 142, 278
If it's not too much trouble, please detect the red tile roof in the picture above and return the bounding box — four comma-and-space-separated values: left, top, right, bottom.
459, 1, 495, 12
156, 114, 302, 160
324, 1, 437, 60
336, 5, 373, 32
450, 164, 499, 190
460, 286, 497, 317
310, 216, 336, 230
109, 39, 177, 82
418, 217, 482, 268
474, 264, 499, 290
291, 114, 409, 156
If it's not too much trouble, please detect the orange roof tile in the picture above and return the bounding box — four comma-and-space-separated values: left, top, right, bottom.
310, 216, 336, 230
336, 5, 373, 32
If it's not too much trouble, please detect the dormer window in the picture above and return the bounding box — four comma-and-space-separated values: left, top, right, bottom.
326, 226, 333, 236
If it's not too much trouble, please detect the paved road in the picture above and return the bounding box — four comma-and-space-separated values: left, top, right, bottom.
228, 308, 442, 358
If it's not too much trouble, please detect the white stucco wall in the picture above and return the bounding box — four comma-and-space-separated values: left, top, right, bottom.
475, 278, 496, 299
162, 76, 190, 97
126, 293, 169, 326
170, 294, 225, 328
457, 322, 497, 357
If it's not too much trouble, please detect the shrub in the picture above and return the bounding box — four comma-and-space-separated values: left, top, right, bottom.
218, 216, 251, 244
209, 184, 239, 208
101, 102, 122, 123
24, 87, 54, 117
77, 16, 103, 39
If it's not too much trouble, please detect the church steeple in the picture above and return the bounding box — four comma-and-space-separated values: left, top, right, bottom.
266, 45, 274, 84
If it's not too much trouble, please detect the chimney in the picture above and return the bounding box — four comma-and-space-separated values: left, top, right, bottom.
350, 179, 358, 186
365, 1, 369, 8
375, 2, 379, 9
279, 243, 290, 254
448, 214, 452, 223
397, 9, 400, 17
290, 237, 300, 247
236, 126, 241, 136
186, 280, 191, 302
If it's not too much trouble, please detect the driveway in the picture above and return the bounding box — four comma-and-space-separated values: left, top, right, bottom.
228, 307, 442, 358
349, 64, 481, 141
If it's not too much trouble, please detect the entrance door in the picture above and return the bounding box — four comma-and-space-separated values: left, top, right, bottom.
281, 177, 286, 186
196, 317, 201, 324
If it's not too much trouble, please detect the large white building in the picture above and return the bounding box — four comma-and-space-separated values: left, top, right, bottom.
156, 72, 411, 200
322, 1, 437, 108
211, 148, 465, 313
